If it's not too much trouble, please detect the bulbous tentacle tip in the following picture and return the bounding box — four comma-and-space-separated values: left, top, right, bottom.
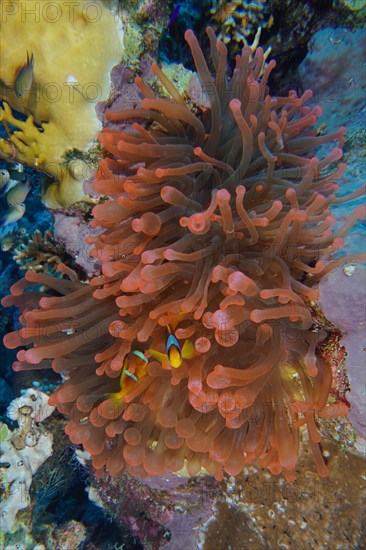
184, 29, 195, 42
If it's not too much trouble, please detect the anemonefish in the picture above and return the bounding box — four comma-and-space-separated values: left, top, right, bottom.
149, 325, 194, 369
166, 325, 184, 368
107, 351, 149, 401
15, 52, 34, 99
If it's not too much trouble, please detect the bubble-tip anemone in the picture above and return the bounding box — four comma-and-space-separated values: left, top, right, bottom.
3, 28, 365, 481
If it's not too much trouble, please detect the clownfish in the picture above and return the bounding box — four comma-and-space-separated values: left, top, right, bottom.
121, 351, 149, 387
149, 325, 194, 369
107, 351, 149, 401
15, 52, 34, 99
166, 325, 184, 368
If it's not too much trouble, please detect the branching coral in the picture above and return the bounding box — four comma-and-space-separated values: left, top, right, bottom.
210, 0, 273, 47
12, 230, 63, 274
12, 227, 90, 279
3, 29, 365, 482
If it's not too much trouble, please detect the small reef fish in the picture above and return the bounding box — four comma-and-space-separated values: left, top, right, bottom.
15, 52, 34, 99
7, 180, 31, 206
1, 203, 26, 227
0, 162, 28, 238
2, 178, 20, 195
169, 5, 180, 26
149, 325, 194, 368
8, 162, 24, 173
0, 170, 10, 190
0, 233, 15, 251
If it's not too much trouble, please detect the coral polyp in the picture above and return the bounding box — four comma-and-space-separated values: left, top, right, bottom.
3, 29, 365, 481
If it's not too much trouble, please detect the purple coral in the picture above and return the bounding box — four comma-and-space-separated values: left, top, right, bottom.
319, 267, 366, 438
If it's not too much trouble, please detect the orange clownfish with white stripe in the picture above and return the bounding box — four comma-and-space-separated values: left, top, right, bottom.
107, 351, 149, 401
149, 325, 194, 368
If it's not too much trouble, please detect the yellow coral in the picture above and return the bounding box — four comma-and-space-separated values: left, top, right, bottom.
0, 0, 123, 208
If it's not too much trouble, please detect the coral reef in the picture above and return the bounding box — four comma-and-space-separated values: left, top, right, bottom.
299, 27, 366, 131
52, 520, 87, 550
27, 520, 87, 550
11, 221, 100, 279
319, 267, 366, 438
117, 0, 171, 68
2, 28, 365, 487
90, 470, 221, 549
12, 229, 63, 274
53, 211, 103, 278
96, 62, 142, 132
297, 26, 365, 262
210, 0, 273, 47
0, 389, 54, 534
257, 1, 335, 96
158, 0, 208, 67
149, 62, 196, 103
0, 0, 122, 208
88, 426, 366, 549
204, 437, 366, 549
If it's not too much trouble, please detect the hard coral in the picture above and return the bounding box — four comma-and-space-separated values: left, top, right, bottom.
0, 0, 121, 208
0, 389, 54, 534
210, 0, 273, 49
12, 230, 63, 275
3, 29, 365, 482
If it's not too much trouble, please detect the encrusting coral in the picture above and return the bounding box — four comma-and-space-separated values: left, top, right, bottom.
0, 0, 122, 208
118, 0, 171, 68
0, 389, 54, 534
2, 28, 365, 482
